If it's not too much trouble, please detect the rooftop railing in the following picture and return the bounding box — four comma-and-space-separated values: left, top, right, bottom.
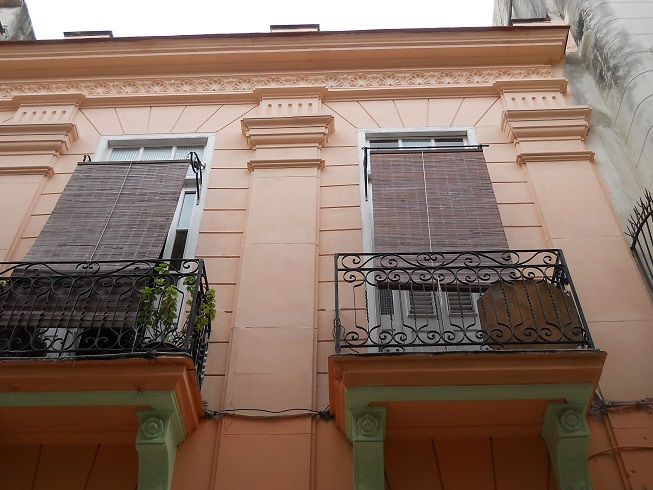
0, 259, 212, 385
334, 250, 594, 353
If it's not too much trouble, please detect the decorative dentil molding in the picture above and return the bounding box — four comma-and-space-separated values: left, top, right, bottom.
8, 96, 84, 126
0, 67, 554, 100
494, 79, 569, 111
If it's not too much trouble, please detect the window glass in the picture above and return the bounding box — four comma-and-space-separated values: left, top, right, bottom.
142, 147, 173, 160
370, 138, 465, 149
108, 147, 139, 161
433, 138, 465, 147
177, 192, 196, 229
402, 139, 432, 148
370, 140, 399, 148
175, 146, 204, 160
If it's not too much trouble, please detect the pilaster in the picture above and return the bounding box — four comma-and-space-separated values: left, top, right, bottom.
541, 402, 592, 490
224, 88, 333, 411
349, 406, 386, 490
136, 409, 181, 490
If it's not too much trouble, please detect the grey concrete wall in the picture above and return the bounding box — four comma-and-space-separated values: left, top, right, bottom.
494, 0, 551, 24
562, 0, 653, 226
0, 3, 35, 40
493, 0, 653, 230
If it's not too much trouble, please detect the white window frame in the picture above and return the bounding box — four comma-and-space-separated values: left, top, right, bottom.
358, 127, 481, 352
94, 133, 214, 261
357, 127, 478, 254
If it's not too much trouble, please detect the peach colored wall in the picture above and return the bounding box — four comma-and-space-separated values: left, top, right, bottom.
0, 443, 137, 489
587, 408, 653, 489
0, 173, 43, 261
385, 436, 555, 489
3, 80, 653, 489
0, 95, 563, 413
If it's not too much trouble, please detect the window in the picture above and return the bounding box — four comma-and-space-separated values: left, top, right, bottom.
11, 135, 212, 355
107, 144, 205, 178
360, 129, 505, 351
362, 130, 506, 253
25, 136, 211, 263
104, 143, 207, 264
369, 136, 467, 149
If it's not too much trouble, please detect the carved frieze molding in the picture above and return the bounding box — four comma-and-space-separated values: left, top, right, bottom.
0, 67, 554, 101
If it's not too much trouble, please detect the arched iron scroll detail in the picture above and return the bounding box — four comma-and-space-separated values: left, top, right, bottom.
188, 151, 205, 204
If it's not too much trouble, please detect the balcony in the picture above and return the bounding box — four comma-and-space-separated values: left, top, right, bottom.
334, 249, 593, 353
329, 250, 605, 490
0, 259, 213, 485
0, 258, 212, 382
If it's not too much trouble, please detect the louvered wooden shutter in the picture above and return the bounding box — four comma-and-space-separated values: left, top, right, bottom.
370, 149, 507, 252
25, 160, 189, 262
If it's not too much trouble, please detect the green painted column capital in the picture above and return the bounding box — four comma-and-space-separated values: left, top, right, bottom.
136, 409, 180, 490
348, 406, 386, 490
350, 406, 386, 442
541, 402, 592, 490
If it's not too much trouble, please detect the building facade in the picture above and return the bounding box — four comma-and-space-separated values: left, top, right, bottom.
0, 0, 34, 41
0, 25, 651, 489
495, 0, 653, 288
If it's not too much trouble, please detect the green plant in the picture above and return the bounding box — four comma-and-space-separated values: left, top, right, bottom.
183, 275, 216, 332
137, 263, 180, 339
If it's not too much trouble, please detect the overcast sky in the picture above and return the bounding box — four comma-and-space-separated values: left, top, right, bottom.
26, 0, 495, 40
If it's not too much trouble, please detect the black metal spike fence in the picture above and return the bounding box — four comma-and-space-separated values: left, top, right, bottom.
627, 189, 653, 293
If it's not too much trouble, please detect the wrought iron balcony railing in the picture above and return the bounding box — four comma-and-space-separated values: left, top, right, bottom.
0, 259, 212, 385
334, 250, 594, 353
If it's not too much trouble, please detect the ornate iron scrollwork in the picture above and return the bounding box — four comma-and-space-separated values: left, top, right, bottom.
188, 151, 204, 204
333, 250, 593, 353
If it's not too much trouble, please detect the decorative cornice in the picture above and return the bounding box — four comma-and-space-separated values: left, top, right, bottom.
242, 115, 335, 147
10, 93, 86, 107
517, 151, 595, 164
0, 165, 53, 177
502, 107, 592, 141
242, 114, 334, 170
0, 122, 79, 153
0, 67, 554, 102
494, 78, 568, 94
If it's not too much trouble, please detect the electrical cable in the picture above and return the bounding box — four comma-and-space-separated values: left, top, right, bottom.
204, 406, 332, 420
589, 445, 653, 459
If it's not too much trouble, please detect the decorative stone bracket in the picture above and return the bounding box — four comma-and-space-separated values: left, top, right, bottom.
136, 409, 183, 490
542, 402, 593, 490
348, 406, 387, 490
